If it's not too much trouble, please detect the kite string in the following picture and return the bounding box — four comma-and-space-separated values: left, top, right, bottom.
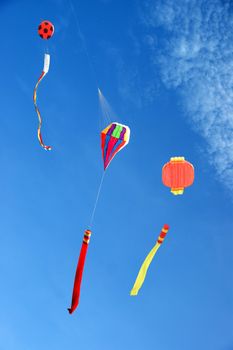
69, 0, 117, 122
69, 0, 113, 126
69, 0, 99, 90
88, 171, 105, 229
98, 89, 111, 124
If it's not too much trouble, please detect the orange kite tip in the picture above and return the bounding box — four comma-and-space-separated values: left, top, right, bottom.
163, 224, 170, 230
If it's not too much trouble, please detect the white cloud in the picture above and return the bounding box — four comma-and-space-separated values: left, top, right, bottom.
142, 0, 233, 190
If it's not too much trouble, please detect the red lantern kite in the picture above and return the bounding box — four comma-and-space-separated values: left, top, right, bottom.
162, 157, 194, 195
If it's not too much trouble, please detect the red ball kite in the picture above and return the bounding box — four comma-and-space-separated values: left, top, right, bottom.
38, 20, 54, 40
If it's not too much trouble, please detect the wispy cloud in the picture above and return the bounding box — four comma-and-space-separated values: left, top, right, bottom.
141, 0, 233, 190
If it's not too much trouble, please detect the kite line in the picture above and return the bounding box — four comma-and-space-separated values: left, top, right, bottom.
67, 2, 131, 314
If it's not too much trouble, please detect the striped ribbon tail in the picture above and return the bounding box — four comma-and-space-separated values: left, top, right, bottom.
33, 54, 52, 151
130, 224, 170, 296
68, 229, 92, 314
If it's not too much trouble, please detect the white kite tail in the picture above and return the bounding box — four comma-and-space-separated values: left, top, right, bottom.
43, 53, 50, 74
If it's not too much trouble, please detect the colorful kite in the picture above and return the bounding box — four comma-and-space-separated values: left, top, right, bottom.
68, 122, 130, 314
101, 122, 130, 169
33, 21, 54, 150
162, 157, 194, 195
130, 224, 170, 296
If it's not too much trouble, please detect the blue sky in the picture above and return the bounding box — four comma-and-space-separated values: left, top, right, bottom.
0, 0, 232, 349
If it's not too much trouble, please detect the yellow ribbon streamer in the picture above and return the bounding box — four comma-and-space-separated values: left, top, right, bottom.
130, 224, 169, 296
130, 242, 160, 296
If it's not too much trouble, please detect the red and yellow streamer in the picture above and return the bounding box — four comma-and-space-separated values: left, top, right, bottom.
33, 54, 52, 151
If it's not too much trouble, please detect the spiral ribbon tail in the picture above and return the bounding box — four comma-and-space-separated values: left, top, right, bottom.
33, 53, 52, 151
130, 224, 170, 296
68, 230, 92, 314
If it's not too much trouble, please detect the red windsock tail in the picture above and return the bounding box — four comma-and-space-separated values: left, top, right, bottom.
68, 229, 92, 314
